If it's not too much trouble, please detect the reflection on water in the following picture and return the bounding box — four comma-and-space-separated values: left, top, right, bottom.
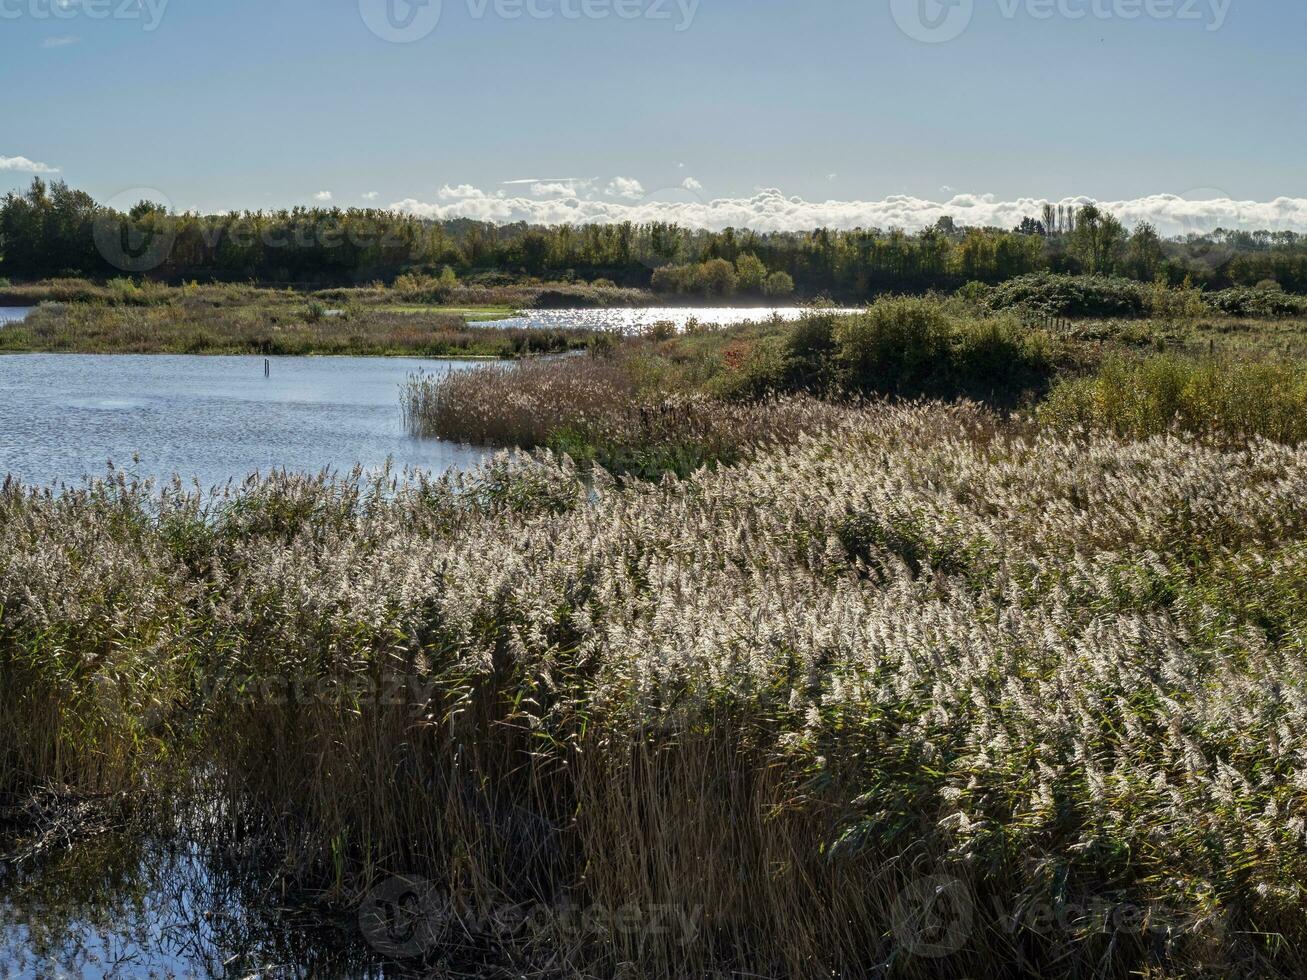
0, 821, 391, 979
0, 354, 485, 489
481, 306, 861, 334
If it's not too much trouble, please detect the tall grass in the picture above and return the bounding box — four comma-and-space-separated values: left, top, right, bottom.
1039, 354, 1307, 444
5, 408, 1307, 976
402, 356, 857, 477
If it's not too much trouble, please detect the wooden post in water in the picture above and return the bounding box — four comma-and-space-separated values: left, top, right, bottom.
264, 358, 270, 378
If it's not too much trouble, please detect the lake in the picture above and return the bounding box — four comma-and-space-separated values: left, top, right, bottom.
0, 353, 484, 488
0, 307, 33, 325
480, 305, 860, 333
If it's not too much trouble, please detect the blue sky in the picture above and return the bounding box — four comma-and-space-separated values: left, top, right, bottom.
3, 0, 1304, 231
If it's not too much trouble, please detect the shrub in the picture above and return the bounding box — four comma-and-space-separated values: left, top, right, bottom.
987, 272, 1148, 318
833, 297, 954, 391
1207, 287, 1307, 318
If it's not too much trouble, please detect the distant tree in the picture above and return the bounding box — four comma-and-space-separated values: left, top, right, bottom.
1015, 216, 1046, 237
763, 270, 795, 298
698, 258, 737, 297
1070, 204, 1127, 275
735, 252, 767, 294
1126, 222, 1164, 281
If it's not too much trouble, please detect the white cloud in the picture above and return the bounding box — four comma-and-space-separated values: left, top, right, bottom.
312, 190, 333, 202
361, 191, 379, 201
41, 35, 80, 48
437, 183, 489, 201
531, 181, 584, 198
682, 177, 703, 192
604, 177, 645, 200
0, 155, 60, 174
385, 187, 1307, 236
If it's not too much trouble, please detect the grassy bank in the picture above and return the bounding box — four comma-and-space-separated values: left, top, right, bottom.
0, 301, 596, 357
0, 277, 650, 355
403, 297, 1307, 475
4, 410, 1307, 977
0, 276, 655, 313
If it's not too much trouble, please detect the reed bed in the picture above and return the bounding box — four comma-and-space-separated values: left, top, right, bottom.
1040, 353, 1307, 444
4, 404, 1307, 976
402, 356, 860, 477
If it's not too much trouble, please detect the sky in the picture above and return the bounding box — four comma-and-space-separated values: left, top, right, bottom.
3, 0, 1305, 233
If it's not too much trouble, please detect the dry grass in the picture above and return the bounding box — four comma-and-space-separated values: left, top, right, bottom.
403, 355, 859, 477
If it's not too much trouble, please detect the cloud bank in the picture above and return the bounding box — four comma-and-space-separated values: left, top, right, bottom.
389, 186, 1307, 236
0, 155, 60, 174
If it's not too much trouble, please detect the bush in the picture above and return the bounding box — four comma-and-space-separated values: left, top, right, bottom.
1038, 354, 1307, 444
987, 272, 1148, 318
834, 297, 952, 390
1207, 287, 1307, 318
829, 298, 1051, 400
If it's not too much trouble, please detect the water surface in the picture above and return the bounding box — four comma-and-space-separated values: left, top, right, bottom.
0, 354, 483, 488
0, 307, 33, 326
481, 306, 861, 333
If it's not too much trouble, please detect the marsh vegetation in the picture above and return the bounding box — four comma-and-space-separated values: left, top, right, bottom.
4, 393, 1307, 976
8, 190, 1307, 976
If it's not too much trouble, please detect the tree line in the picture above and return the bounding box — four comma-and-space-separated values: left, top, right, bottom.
3, 178, 1306, 296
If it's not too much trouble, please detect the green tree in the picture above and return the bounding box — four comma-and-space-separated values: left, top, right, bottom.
698, 258, 737, 297
735, 252, 767, 294
1070, 204, 1128, 275
763, 270, 795, 298
1126, 222, 1164, 281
